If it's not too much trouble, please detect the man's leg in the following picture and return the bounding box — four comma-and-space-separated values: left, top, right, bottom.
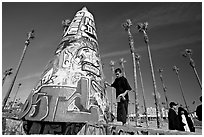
117, 102, 122, 122
124, 100, 128, 116
117, 102, 125, 124
123, 100, 128, 125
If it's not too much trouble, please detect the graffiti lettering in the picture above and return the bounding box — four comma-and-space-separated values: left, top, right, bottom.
70, 16, 82, 28
28, 93, 50, 121
83, 17, 97, 40
39, 68, 58, 86
71, 72, 82, 86
41, 68, 53, 84
75, 11, 85, 17
63, 12, 84, 37
76, 47, 99, 67
62, 49, 72, 68
91, 80, 104, 95
18, 94, 33, 119
19, 92, 50, 121
22, 87, 79, 121
20, 77, 106, 123
81, 34, 98, 46
82, 63, 100, 76
90, 80, 106, 113
84, 17, 95, 30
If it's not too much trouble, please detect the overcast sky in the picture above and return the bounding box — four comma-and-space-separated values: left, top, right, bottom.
2, 2, 202, 114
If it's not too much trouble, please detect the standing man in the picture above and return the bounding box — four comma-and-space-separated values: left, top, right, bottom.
168, 102, 182, 130
105, 68, 132, 125
196, 96, 202, 121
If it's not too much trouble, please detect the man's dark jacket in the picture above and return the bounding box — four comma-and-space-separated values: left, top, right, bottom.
168, 108, 182, 130
196, 104, 202, 121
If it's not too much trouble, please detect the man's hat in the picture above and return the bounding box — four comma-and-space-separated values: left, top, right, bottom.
169, 102, 178, 107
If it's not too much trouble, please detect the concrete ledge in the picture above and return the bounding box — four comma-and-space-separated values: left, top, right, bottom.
85, 122, 201, 135
3, 118, 202, 135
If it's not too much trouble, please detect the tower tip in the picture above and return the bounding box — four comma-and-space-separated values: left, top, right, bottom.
82, 7, 88, 11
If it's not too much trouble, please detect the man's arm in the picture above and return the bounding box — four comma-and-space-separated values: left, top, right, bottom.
104, 81, 111, 87
119, 89, 133, 98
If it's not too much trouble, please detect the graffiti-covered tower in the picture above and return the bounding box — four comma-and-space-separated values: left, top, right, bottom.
19, 7, 108, 134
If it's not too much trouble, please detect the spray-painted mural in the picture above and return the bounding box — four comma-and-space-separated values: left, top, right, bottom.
19, 7, 108, 123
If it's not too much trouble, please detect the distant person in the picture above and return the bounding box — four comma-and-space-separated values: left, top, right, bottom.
185, 112, 195, 132
168, 102, 182, 130
105, 68, 132, 125
178, 106, 195, 132
196, 96, 202, 121
178, 106, 190, 132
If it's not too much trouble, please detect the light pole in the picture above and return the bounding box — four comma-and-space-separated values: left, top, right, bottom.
173, 66, 190, 113
109, 60, 115, 114
135, 54, 149, 127
122, 19, 139, 126
137, 22, 160, 128
2, 68, 13, 86
2, 29, 35, 109
12, 83, 22, 108
182, 49, 202, 89
119, 58, 127, 77
158, 68, 169, 110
